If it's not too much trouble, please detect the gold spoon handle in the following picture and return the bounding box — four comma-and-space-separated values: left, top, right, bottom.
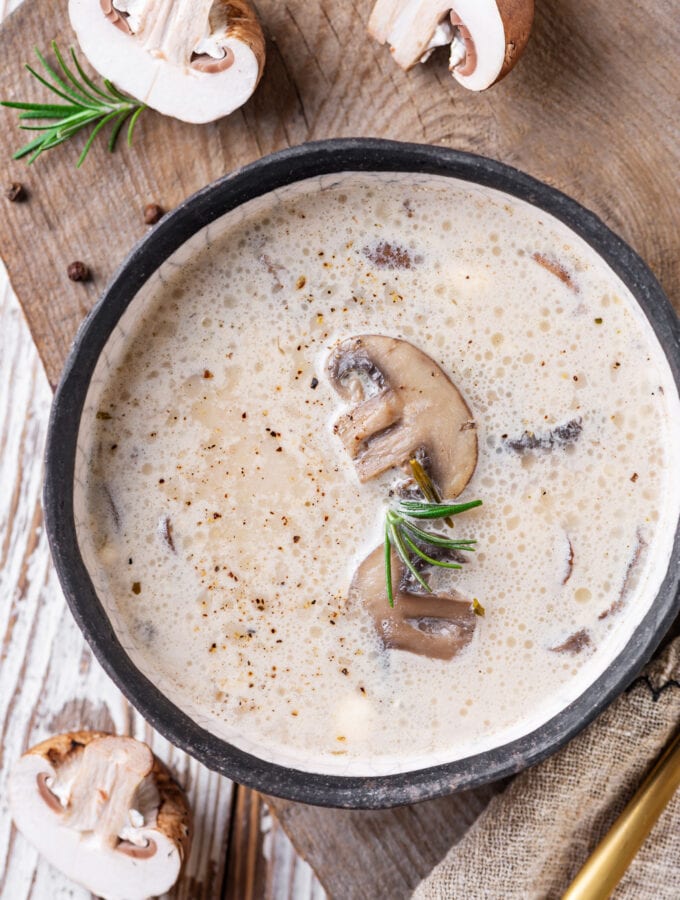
563, 728, 680, 900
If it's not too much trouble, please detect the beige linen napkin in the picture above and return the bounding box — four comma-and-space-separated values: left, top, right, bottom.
414, 637, 680, 899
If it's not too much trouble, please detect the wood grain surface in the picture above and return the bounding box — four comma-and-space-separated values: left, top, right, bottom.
1, 0, 679, 897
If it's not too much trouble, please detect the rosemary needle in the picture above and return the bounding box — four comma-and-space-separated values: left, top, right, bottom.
397, 499, 483, 519
1, 42, 145, 166
400, 532, 463, 570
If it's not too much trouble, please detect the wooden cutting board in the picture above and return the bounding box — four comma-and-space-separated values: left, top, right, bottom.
1, 1, 678, 897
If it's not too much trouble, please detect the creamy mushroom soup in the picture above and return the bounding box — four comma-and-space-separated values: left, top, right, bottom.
78, 173, 680, 775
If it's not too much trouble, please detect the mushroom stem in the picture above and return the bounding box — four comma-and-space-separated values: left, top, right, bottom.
122, 0, 215, 66
64, 736, 154, 849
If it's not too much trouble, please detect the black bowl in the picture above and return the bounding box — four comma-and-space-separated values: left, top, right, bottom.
44, 139, 680, 808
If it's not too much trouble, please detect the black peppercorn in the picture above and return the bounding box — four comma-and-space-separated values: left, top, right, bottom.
67, 261, 90, 282
143, 203, 164, 225
6, 182, 25, 202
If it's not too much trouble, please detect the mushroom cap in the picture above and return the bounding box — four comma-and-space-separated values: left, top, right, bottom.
9, 731, 191, 900
68, 0, 266, 123
326, 334, 477, 499
351, 545, 477, 659
368, 0, 534, 90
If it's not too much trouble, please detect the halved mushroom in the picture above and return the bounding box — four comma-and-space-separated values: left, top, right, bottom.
368, 0, 534, 91
9, 731, 191, 900
326, 335, 477, 498
69, 0, 266, 122
351, 545, 476, 659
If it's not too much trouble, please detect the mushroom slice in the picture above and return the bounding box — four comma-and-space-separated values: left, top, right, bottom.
9, 731, 191, 900
69, 0, 265, 123
326, 335, 477, 499
368, 0, 534, 91
504, 418, 583, 453
351, 545, 476, 660
549, 628, 592, 655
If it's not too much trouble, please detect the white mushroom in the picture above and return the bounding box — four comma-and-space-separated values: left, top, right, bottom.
368, 0, 534, 91
69, 0, 266, 122
9, 731, 191, 900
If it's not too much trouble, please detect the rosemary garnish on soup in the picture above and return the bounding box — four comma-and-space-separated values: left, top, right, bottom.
384, 460, 481, 606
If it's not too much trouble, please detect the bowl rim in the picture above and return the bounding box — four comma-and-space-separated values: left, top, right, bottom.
44, 138, 680, 808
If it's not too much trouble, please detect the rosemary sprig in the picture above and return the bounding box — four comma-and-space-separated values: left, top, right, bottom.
1, 42, 145, 166
384, 500, 481, 606
384, 463, 482, 607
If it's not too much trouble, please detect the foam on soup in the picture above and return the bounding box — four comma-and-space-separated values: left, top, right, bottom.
78, 173, 680, 775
